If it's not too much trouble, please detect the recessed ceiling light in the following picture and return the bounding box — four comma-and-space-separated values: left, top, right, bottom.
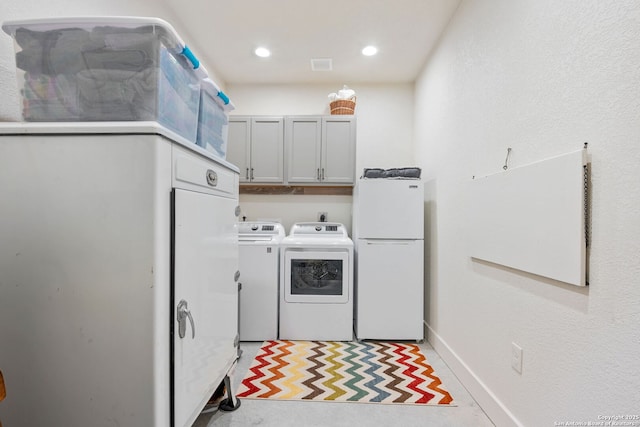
255, 47, 271, 58
362, 45, 378, 56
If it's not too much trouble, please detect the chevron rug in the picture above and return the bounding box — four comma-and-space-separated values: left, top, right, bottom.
236, 340, 454, 405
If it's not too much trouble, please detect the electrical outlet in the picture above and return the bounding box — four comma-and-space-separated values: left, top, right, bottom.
511, 342, 523, 374
318, 212, 328, 222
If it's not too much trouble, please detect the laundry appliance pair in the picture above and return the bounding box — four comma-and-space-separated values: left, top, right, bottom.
238, 221, 353, 342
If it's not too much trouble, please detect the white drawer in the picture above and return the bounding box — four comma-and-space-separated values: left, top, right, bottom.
172, 145, 238, 197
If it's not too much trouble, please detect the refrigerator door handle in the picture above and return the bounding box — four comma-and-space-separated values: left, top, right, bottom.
177, 299, 196, 339
363, 240, 418, 245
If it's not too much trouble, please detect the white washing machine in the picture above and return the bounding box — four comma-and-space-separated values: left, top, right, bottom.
279, 222, 354, 341
238, 221, 285, 341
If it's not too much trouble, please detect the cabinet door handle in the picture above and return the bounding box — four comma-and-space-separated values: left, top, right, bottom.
250, 168, 254, 180
321, 168, 325, 180
245, 168, 249, 180
177, 300, 195, 339
317, 168, 321, 181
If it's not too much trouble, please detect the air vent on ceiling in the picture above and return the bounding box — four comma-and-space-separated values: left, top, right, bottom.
310, 58, 333, 72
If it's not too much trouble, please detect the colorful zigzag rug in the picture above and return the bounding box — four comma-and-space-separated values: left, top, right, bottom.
237, 340, 454, 405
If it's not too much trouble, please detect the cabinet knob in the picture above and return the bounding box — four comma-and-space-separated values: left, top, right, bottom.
206, 169, 218, 187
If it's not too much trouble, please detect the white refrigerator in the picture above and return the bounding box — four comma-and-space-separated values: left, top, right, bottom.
353, 178, 424, 340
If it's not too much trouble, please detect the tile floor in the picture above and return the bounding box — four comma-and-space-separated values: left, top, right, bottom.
193, 341, 494, 427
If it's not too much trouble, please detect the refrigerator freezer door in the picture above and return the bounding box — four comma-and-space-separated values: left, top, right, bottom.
354, 179, 424, 239
356, 239, 424, 340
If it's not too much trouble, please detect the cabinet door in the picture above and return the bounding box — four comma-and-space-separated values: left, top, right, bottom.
227, 118, 251, 182
322, 116, 356, 184
173, 189, 239, 427
285, 116, 322, 184
250, 117, 284, 183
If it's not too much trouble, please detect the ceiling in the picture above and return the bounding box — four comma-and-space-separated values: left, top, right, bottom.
166, 0, 461, 85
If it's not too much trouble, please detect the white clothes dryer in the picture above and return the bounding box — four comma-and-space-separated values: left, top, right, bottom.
279, 222, 354, 341
238, 221, 285, 341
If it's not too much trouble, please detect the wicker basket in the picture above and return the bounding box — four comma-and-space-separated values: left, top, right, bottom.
329, 98, 356, 115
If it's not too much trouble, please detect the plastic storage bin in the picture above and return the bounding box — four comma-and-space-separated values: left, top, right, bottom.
196, 78, 234, 159
2, 17, 207, 143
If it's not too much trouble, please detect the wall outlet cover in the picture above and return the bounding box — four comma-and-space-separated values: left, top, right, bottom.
511, 342, 523, 374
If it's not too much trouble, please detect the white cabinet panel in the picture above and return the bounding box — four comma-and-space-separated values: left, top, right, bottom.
238, 245, 279, 341
469, 149, 588, 286
173, 189, 239, 427
0, 132, 171, 426
0, 124, 240, 427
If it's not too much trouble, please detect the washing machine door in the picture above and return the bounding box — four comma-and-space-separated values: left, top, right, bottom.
283, 250, 349, 303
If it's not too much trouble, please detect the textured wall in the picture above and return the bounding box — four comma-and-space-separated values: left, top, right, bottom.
415, 0, 640, 425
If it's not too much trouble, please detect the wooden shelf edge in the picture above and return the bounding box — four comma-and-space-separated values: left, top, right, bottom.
239, 185, 353, 196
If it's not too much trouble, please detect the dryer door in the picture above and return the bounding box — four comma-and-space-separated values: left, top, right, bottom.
283, 250, 349, 303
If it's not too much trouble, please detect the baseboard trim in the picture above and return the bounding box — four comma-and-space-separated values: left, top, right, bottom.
425, 322, 523, 427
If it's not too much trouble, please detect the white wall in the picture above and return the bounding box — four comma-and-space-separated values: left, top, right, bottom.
228, 83, 415, 233
415, 0, 640, 426
0, 0, 225, 121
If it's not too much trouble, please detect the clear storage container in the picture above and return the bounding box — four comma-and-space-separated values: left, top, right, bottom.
196, 78, 234, 159
2, 17, 206, 143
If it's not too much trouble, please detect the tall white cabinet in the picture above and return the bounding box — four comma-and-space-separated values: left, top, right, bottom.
0, 123, 240, 427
